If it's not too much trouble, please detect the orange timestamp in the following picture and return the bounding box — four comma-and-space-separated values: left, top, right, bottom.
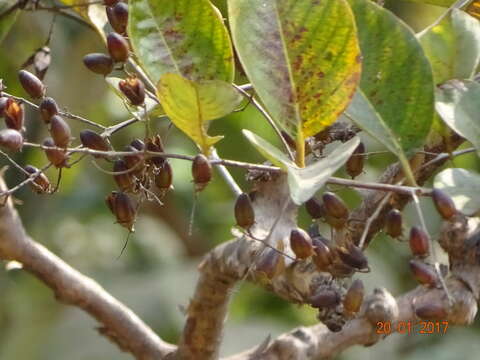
376, 320, 449, 335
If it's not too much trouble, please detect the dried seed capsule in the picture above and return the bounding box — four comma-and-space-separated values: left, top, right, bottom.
123, 145, 144, 174
130, 138, 145, 151
409, 226, 429, 258
346, 142, 365, 179
234, 193, 255, 230
4, 98, 24, 130
432, 189, 457, 220
0, 129, 23, 152
112, 2, 128, 28
113, 192, 136, 231
312, 237, 333, 271
119, 77, 145, 105
155, 161, 173, 191
385, 208, 403, 238
337, 244, 368, 271
0, 96, 8, 117
415, 301, 448, 321
309, 289, 340, 308
290, 228, 314, 259
409, 260, 437, 287
103, 0, 119, 6
39, 97, 59, 124
343, 279, 364, 314
113, 159, 134, 192
192, 154, 212, 192
254, 247, 285, 281
79, 129, 110, 155
107, 32, 129, 63
105, 191, 117, 214
18, 70, 45, 99
24, 165, 51, 194
146, 135, 165, 167
305, 197, 324, 219
322, 192, 349, 219
83, 53, 114, 75
49, 115, 71, 148
106, 5, 126, 34
43, 138, 67, 168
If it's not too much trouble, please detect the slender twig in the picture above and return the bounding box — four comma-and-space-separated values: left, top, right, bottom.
0, 163, 53, 197
211, 149, 242, 196
421, 147, 476, 170
358, 192, 393, 249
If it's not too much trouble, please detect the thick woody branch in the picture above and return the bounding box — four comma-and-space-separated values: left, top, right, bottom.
0, 174, 175, 360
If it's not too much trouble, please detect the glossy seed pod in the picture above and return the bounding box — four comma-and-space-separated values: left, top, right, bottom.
322, 192, 349, 219
234, 193, 255, 230
4, 98, 24, 130
107, 32, 129, 63
83, 53, 114, 75
49, 115, 71, 148
337, 244, 368, 271
432, 189, 457, 220
343, 279, 364, 314
106, 4, 127, 34
305, 197, 324, 219
312, 237, 333, 271
415, 301, 448, 321
155, 161, 173, 191
103, 0, 119, 6
290, 228, 314, 259
409, 259, 438, 287
43, 138, 68, 168
0, 129, 23, 152
0, 96, 8, 117
385, 209, 403, 238
112, 2, 128, 28
113, 192, 136, 231
39, 97, 59, 124
192, 154, 212, 192
409, 226, 429, 258
145, 135, 165, 167
130, 138, 145, 151
79, 129, 110, 155
113, 159, 134, 192
254, 247, 285, 281
309, 289, 340, 308
24, 165, 51, 194
18, 70, 45, 99
119, 77, 145, 105
346, 142, 365, 179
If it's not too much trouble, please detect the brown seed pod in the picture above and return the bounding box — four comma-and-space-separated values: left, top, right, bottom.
113, 159, 134, 192
4, 98, 24, 130
192, 154, 212, 192
18, 70, 45, 99
146, 135, 165, 167
83, 53, 114, 75
43, 138, 68, 168
112, 2, 128, 28
415, 301, 448, 321
346, 142, 365, 179
155, 161, 173, 191
113, 191, 136, 231
49, 115, 71, 148
39, 97, 59, 124
103, 0, 119, 6
123, 145, 145, 175
130, 138, 145, 151
79, 129, 110, 155
337, 243, 368, 271
385, 208, 403, 238
309, 289, 340, 308
343, 279, 364, 314
409, 259, 438, 287
432, 189, 457, 220
105, 192, 116, 214
234, 193, 255, 230
322, 192, 349, 219
24, 165, 51, 194
0, 129, 23, 152
106, 4, 127, 34
409, 226, 429, 258
0, 96, 8, 117
290, 228, 314, 259
254, 247, 285, 281
107, 32, 130, 63
119, 77, 145, 106
312, 237, 333, 271
305, 197, 324, 219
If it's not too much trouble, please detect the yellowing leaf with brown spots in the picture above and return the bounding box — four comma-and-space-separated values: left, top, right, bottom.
228, 0, 361, 139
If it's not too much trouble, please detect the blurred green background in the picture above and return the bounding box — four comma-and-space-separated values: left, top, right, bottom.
1, 1, 480, 359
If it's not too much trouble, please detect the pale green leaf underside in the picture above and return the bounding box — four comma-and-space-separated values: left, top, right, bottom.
242, 130, 293, 169
434, 168, 480, 215
128, 0, 234, 84
229, 0, 361, 138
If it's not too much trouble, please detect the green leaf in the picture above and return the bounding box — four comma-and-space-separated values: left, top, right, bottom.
242, 130, 293, 169
128, 0, 234, 84
59, 0, 107, 40
400, 0, 457, 6
419, 9, 480, 84
288, 137, 360, 205
436, 80, 480, 155
434, 168, 480, 215
157, 73, 242, 153
0, 0, 19, 44
228, 0, 361, 140
347, 0, 434, 155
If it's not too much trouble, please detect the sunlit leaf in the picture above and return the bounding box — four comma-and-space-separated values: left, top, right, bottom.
157, 73, 242, 153
128, 0, 234, 84
59, 0, 107, 39
0, 0, 19, 44
242, 130, 293, 170
228, 0, 361, 140
400, 0, 457, 6
434, 168, 480, 215
419, 9, 480, 84
435, 80, 480, 155
348, 0, 434, 155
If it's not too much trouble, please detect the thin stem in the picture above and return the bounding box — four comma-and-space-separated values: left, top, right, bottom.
210, 149, 242, 196
358, 192, 393, 249
296, 132, 305, 168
